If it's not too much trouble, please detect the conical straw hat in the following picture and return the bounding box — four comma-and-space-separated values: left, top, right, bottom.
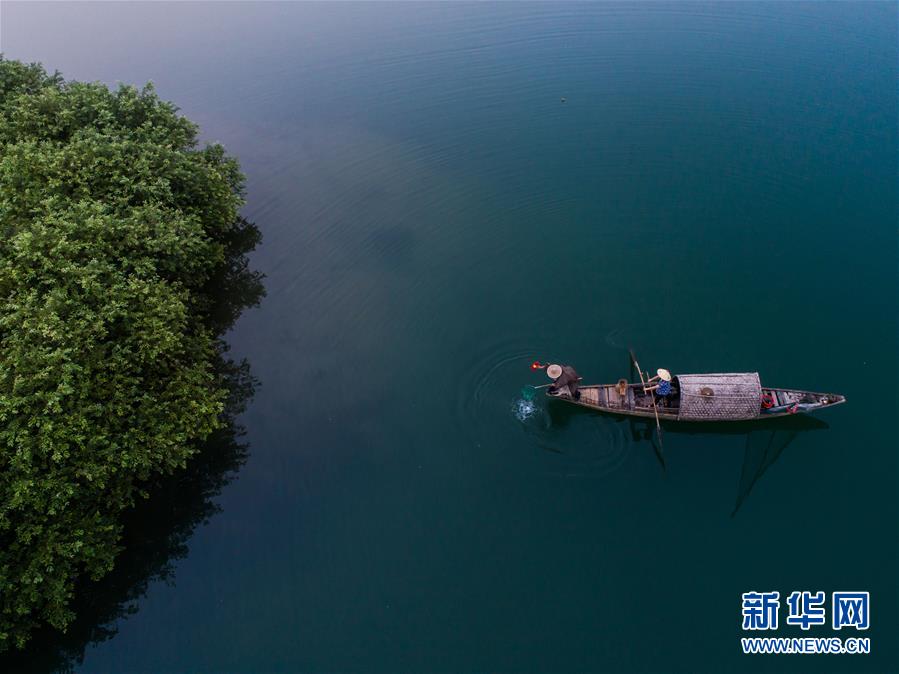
546, 364, 563, 379
657, 368, 672, 382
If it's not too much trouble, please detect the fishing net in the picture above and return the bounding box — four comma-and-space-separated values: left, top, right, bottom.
514, 386, 540, 421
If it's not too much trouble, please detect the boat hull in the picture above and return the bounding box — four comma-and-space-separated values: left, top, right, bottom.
546, 383, 845, 422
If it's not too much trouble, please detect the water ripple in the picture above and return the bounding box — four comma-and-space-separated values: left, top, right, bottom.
448, 335, 634, 479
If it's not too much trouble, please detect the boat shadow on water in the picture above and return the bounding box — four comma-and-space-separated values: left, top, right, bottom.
543, 401, 830, 517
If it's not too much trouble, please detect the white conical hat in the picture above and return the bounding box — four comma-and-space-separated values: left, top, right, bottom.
657, 368, 672, 382
546, 364, 563, 379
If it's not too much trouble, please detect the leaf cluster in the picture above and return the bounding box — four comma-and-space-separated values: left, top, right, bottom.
0, 57, 263, 650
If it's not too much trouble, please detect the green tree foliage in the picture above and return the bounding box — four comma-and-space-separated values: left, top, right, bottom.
0, 58, 263, 650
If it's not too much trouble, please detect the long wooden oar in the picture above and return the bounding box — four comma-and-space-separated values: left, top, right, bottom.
629, 348, 665, 457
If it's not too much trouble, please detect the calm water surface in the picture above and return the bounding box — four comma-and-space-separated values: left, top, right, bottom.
2, 2, 897, 672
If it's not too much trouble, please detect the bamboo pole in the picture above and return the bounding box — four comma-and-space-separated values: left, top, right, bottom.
629, 349, 665, 455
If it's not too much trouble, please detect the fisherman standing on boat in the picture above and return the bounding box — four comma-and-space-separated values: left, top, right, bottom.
546, 363, 582, 400
644, 368, 673, 407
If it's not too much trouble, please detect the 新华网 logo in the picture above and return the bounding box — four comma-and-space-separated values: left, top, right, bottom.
740, 591, 871, 656
742, 590, 869, 631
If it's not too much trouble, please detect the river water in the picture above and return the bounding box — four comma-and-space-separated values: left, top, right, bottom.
2, 2, 897, 672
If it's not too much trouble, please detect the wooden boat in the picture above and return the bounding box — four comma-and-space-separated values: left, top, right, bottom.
547, 370, 845, 422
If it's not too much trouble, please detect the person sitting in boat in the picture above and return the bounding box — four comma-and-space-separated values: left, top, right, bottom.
644, 368, 673, 407
547, 363, 582, 400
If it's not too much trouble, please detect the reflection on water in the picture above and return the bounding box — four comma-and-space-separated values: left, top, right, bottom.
614, 408, 829, 515
730, 415, 830, 516
0, 218, 265, 673
652, 414, 830, 515
1, 362, 257, 673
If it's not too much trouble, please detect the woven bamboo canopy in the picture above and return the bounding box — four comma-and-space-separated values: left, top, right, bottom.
676, 372, 761, 421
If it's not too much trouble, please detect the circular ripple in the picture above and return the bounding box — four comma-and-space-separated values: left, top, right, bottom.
522, 406, 633, 479
449, 335, 635, 478
450, 336, 547, 441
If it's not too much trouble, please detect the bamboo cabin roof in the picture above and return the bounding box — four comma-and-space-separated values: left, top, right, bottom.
676, 372, 761, 421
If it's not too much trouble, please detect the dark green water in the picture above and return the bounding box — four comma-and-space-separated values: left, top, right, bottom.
3, 2, 897, 672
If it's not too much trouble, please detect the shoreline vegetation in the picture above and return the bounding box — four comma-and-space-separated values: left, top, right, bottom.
0, 58, 264, 652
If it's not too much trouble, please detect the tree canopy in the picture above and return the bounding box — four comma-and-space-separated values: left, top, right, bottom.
0, 57, 263, 650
